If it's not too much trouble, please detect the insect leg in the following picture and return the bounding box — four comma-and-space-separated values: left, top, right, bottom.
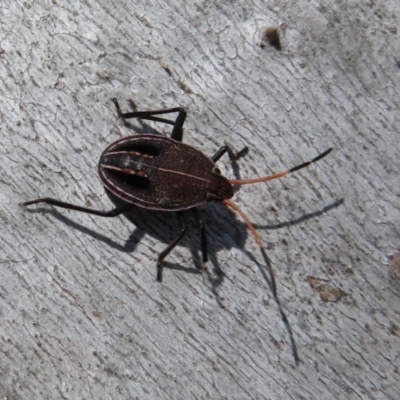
156, 212, 187, 282
22, 198, 132, 217
223, 199, 299, 365
112, 98, 186, 142
211, 145, 249, 162
191, 208, 208, 263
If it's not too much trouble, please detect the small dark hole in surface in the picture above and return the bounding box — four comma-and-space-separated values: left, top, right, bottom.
261, 27, 281, 51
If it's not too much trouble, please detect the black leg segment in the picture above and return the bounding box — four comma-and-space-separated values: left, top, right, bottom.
211, 145, 249, 162
112, 98, 187, 142
22, 198, 133, 217
156, 212, 187, 282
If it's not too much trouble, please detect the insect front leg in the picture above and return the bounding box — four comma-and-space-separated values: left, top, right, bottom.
156, 212, 188, 282
112, 98, 187, 142
211, 145, 249, 162
22, 198, 133, 217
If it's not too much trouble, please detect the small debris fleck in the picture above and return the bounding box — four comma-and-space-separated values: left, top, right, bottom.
160, 62, 172, 76
280, 22, 288, 32
178, 80, 192, 94
388, 252, 400, 280
390, 323, 399, 336
307, 276, 344, 302
385, 24, 398, 34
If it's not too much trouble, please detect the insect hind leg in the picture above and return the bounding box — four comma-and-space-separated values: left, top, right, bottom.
22, 198, 132, 217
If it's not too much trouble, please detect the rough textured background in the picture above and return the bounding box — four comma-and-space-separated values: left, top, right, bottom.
1, 0, 399, 399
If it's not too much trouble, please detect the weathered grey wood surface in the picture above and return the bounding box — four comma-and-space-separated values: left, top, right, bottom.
1, 1, 399, 399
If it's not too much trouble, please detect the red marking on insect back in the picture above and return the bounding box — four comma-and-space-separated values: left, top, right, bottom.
106, 150, 149, 158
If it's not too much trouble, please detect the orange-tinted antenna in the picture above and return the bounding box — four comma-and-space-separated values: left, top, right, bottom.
230, 148, 332, 185
224, 147, 332, 364
223, 199, 299, 365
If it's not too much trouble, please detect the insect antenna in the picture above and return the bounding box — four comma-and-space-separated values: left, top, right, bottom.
223, 199, 299, 365
230, 148, 332, 185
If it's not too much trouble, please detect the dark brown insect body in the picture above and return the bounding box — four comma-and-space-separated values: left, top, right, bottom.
23, 98, 332, 364
99, 134, 232, 211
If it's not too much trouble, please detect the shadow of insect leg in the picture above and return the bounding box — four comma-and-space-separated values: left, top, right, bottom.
191, 208, 208, 264
156, 211, 187, 282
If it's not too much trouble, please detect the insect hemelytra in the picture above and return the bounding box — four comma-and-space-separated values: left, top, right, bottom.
23, 98, 332, 364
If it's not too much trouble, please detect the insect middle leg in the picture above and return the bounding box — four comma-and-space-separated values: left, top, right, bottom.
112, 98, 186, 142
156, 211, 188, 282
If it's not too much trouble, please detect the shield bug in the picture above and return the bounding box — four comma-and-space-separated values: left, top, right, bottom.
23, 98, 332, 363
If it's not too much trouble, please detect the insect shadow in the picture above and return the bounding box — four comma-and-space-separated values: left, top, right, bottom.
25, 193, 249, 299
25, 192, 343, 307
253, 198, 344, 231
111, 193, 249, 288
